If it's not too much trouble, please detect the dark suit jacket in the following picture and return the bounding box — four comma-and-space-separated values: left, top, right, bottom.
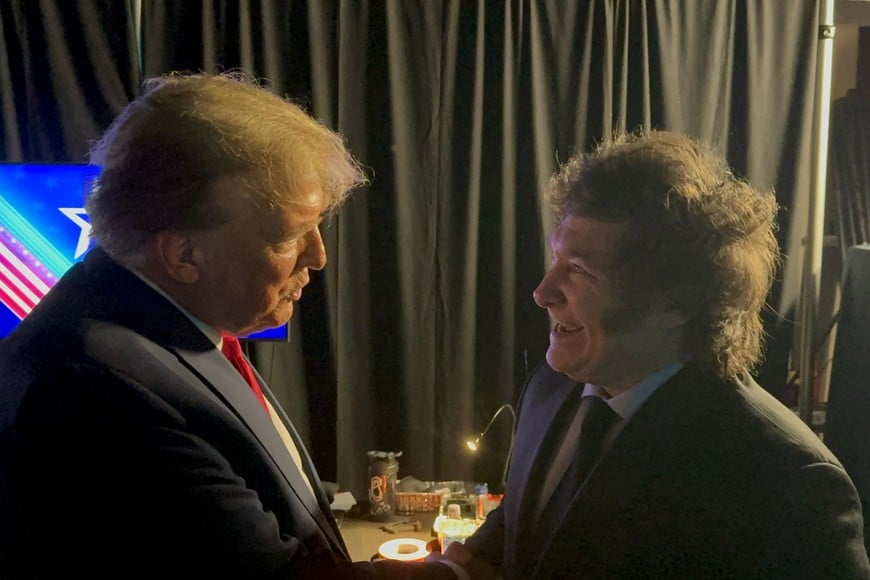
464, 363, 870, 579
0, 249, 451, 579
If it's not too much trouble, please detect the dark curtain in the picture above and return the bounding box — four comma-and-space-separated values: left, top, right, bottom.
822, 26, 870, 554
828, 26, 870, 255
1, 0, 821, 501
829, 90, 870, 253
0, 0, 138, 161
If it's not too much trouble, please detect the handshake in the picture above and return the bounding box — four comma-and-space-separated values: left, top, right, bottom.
424, 539, 497, 580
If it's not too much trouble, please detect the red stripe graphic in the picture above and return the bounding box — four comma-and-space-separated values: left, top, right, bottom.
0, 234, 55, 319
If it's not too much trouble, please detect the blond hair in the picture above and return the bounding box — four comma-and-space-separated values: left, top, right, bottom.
87, 72, 366, 259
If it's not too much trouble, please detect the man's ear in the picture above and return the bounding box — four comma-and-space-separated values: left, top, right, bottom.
153, 231, 202, 284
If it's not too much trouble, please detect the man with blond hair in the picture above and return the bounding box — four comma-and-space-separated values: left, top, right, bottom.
0, 73, 455, 579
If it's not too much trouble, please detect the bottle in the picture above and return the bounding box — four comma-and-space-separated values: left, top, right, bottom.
367, 450, 401, 521
475, 483, 489, 519
436, 503, 474, 552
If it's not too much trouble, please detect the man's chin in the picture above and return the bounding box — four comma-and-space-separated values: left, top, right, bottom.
239, 309, 294, 337
545, 350, 566, 373
546, 350, 583, 381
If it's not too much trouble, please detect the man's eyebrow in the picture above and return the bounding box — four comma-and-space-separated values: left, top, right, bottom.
289, 221, 320, 235
548, 234, 591, 260
563, 247, 593, 260
552, 241, 607, 273
268, 218, 318, 240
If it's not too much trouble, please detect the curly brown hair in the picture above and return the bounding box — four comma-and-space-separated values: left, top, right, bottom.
546, 129, 780, 379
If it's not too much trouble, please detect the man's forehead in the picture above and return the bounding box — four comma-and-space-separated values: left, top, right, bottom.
274, 196, 324, 227
551, 215, 628, 248
288, 185, 326, 210
548, 215, 628, 272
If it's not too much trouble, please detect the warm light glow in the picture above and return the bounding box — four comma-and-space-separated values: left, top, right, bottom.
463, 403, 517, 486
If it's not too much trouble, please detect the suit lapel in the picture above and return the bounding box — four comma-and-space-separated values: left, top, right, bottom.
528, 364, 717, 578
257, 376, 349, 557
172, 346, 348, 555
508, 366, 579, 570
514, 384, 576, 520
71, 251, 346, 556
532, 398, 660, 568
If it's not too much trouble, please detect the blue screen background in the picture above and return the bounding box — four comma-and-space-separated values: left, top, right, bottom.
0, 163, 287, 341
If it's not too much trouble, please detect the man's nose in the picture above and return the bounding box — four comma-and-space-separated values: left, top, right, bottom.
300, 226, 327, 271
533, 267, 560, 308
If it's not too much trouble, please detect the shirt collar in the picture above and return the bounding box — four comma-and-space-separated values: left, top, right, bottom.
582, 361, 684, 420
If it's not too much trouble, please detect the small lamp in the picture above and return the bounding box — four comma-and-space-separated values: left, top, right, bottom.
465, 403, 516, 486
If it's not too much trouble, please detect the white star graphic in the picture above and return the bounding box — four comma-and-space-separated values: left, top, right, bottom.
58, 207, 93, 258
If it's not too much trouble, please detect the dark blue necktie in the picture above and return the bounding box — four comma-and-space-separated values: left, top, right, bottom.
566, 396, 618, 486
533, 395, 618, 538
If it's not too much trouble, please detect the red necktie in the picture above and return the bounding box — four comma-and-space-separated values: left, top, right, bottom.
221, 333, 270, 416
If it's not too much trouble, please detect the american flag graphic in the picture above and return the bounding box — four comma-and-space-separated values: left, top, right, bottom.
0, 164, 288, 341
0, 164, 98, 335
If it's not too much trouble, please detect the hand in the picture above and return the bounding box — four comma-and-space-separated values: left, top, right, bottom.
441, 541, 473, 565
424, 540, 498, 580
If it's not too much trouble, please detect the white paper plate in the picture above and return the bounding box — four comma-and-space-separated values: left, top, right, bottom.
378, 537, 428, 561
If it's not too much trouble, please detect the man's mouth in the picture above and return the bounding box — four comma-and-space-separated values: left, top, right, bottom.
286, 276, 310, 301
554, 322, 581, 334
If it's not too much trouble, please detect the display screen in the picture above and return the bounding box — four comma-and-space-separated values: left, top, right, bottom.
0, 163, 287, 341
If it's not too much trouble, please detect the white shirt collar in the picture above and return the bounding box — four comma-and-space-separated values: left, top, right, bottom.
582, 361, 684, 420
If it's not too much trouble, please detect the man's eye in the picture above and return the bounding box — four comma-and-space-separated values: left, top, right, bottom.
571, 263, 596, 279
272, 238, 299, 252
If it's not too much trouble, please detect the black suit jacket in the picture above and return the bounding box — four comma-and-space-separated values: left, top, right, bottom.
464, 363, 870, 579
0, 249, 451, 579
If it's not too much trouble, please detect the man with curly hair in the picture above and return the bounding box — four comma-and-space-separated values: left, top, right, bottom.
437, 130, 869, 578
